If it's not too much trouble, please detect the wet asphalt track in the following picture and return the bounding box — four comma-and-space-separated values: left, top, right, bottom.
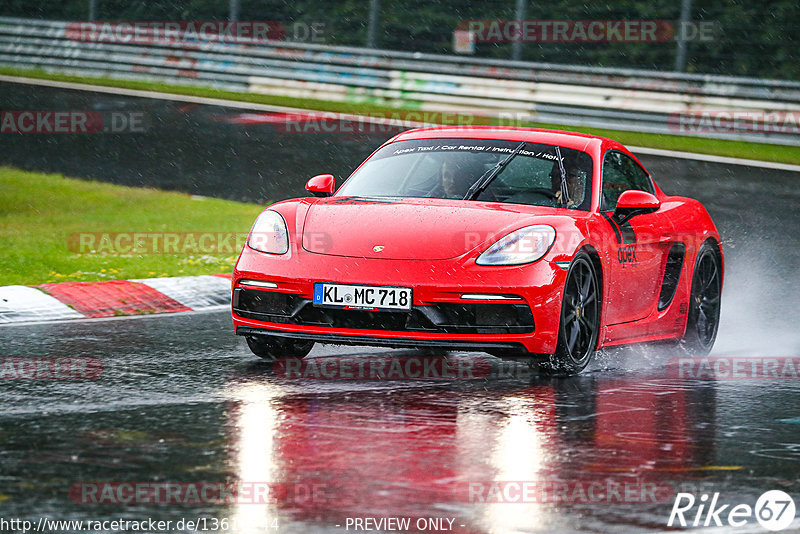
2, 81, 800, 532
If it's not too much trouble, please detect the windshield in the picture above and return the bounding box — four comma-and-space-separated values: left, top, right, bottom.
336, 138, 593, 209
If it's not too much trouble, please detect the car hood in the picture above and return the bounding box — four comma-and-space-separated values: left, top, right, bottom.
301, 196, 554, 260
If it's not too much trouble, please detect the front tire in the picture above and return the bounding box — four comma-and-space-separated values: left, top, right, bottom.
680, 243, 721, 355
541, 252, 601, 375
245, 335, 314, 360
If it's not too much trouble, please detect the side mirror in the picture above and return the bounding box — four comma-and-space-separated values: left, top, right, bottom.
613, 190, 660, 225
305, 174, 335, 197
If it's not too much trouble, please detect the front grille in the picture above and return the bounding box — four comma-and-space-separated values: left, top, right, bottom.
296, 306, 413, 330
233, 288, 534, 334
416, 303, 534, 334
234, 288, 305, 316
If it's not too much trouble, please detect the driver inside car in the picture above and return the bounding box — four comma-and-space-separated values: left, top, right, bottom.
432, 156, 484, 199
551, 160, 588, 209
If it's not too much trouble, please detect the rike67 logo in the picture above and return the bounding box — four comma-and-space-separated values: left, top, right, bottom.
668, 490, 796, 531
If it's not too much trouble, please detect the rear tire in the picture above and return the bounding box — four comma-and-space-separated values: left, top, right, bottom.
245, 335, 314, 360
680, 243, 721, 356
540, 252, 600, 376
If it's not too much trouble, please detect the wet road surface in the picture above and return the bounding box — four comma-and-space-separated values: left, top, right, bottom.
2, 80, 800, 532
2, 312, 800, 532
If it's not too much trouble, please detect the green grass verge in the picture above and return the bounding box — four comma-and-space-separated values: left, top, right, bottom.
0, 167, 264, 286
2, 66, 800, 165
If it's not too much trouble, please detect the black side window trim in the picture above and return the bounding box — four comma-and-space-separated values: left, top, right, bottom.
600, 149, 655, 212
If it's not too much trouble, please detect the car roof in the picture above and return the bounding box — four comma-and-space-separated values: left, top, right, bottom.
387, 126, 618, 153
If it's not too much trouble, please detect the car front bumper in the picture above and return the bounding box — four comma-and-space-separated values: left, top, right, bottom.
231, 246, 567, 355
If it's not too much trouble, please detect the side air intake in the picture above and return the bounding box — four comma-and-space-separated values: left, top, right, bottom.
658, 243, 685, 311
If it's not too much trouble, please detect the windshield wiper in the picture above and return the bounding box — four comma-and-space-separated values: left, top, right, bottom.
555, 145, 569, 207
463, 141, 526, 200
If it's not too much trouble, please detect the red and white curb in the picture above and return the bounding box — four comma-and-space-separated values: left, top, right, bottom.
0, 274, 230, 324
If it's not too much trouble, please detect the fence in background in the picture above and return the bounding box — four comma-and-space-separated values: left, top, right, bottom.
2, 17, 800, 145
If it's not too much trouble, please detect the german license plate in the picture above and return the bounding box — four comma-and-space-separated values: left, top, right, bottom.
313, 282, 412, 311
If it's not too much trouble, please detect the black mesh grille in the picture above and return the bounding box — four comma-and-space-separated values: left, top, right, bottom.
233, 288, 534, 334
233, 288, 304, 317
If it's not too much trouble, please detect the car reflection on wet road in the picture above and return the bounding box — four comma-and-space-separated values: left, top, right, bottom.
1, 311, 800, 532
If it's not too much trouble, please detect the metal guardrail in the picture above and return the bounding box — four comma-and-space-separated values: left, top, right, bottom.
1, 17, 800, 145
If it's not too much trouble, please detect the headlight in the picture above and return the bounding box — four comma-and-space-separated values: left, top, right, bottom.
247, 210, 289, 255
476, 225, 556, 266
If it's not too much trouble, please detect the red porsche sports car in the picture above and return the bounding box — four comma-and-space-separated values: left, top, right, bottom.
232, 127, 723, 374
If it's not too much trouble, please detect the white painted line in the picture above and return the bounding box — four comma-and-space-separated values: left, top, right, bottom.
0, 303, 229, 328
629, 145, 800, 172
2, 74, 797, 171
132, 275, 230, 309
0, 285, 84, 323
0, 74, 433, 129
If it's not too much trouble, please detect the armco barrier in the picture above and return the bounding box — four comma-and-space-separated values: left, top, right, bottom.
1, 17, 800, 145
